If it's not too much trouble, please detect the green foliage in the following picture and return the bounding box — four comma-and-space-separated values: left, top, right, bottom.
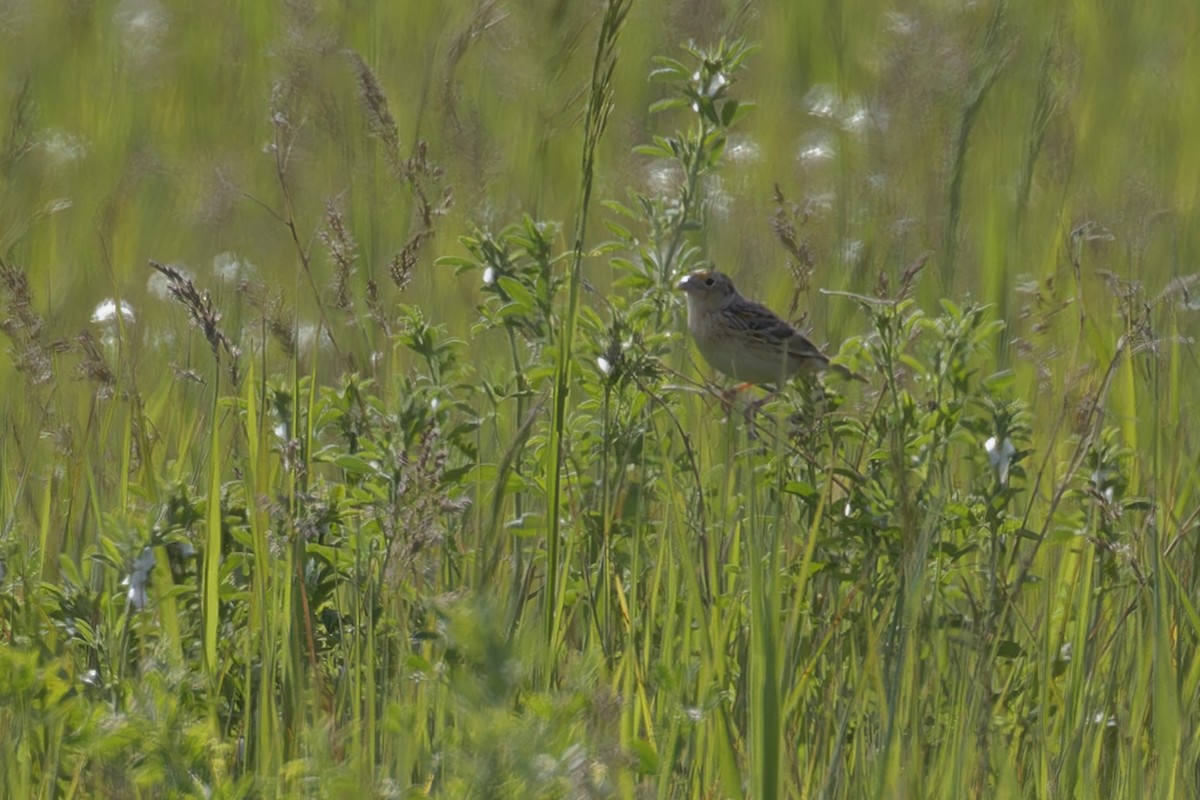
2, 2, 1200, 799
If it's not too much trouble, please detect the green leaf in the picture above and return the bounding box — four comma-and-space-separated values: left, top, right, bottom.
783, 480, 817, 499
720, 98, 739, 127
506, 512, 544, 536
331, 454, 374, 474
648, 96, 689, 114
725, 100, 756, 126
630, 738, 659, 773
435, 256, 477, 270
996, 640, 1025, 659
601, 199, 637, 219
648, 56, 689, 80
604, 219, 632, 240
496, 275, 535, 309
633, 143, 672, 159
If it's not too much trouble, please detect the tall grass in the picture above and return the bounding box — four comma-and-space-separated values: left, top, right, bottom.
1, 0, 1199, 798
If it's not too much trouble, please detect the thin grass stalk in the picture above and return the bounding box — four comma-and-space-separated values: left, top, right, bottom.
151, 542, 183, 666
242, 360, 282, 781
1055, 531, 1094, 795
1151, 525, 1183, 797
203, 379, 223, 683
749, 418, 786, 800
544, 0, 632, 660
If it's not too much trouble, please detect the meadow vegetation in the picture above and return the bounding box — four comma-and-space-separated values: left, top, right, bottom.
1, 1, 1199, 797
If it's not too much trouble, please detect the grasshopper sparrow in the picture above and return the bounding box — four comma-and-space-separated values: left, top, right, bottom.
676, 268, 862, 384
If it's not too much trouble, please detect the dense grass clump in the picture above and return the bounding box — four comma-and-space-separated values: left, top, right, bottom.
2, 2, 1199, 798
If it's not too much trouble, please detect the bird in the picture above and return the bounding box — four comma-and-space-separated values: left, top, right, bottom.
675, 268, 863, 385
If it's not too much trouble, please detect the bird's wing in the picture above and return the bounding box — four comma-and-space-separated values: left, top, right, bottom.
784, 330, 830, 365
722, 299, 835, 370
725, 300, 797, 343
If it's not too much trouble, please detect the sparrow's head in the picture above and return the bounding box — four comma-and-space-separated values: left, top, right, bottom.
675, 269, 738, 311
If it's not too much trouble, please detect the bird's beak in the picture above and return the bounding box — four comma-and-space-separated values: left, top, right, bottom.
675, 274, 692, 291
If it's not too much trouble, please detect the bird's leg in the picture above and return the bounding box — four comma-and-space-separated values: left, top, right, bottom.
717, 385, 738, 419
741, 385, 782, 440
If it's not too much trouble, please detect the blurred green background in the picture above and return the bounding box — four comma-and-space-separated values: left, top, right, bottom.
3, 1, 1200, 796
4, 0, 1197, 380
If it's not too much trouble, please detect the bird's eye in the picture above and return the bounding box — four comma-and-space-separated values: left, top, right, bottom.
704, 276, 715, 287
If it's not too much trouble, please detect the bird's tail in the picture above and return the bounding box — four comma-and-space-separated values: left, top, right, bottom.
829, 362, 868, 383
